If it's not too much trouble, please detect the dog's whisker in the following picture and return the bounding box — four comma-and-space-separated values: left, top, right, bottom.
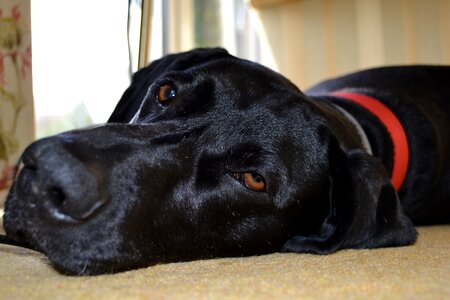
77, 259, 90, 276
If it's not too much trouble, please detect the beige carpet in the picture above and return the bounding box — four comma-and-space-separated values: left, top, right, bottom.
0, 225, 449, 299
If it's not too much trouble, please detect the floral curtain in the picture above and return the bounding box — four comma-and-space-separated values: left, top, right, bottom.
0, 0, 34, 204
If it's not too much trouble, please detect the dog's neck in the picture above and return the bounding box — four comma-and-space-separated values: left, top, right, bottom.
317, 91, 409, 191
329, 103, 373, 155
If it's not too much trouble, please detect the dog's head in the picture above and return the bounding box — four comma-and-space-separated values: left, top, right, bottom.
3, 48, 416, 275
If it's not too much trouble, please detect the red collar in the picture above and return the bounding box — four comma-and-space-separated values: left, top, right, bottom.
330, 91, 409, 191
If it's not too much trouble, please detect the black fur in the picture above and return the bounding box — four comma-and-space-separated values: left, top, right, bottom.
3, 48, 449, 275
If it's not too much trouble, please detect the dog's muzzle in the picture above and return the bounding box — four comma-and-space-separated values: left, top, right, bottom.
16, 137, 106, 223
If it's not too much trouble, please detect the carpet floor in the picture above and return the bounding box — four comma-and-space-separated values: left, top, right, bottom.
0, 225, 449, 299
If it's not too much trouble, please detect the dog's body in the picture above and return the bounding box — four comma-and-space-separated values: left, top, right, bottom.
3, 48, 449, 275
307, 66, 450, 225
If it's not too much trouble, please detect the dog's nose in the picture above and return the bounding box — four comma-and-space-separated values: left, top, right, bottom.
21, 137, 105, 222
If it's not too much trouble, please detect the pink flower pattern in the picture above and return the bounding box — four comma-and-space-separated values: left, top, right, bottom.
0, 4, 31, 191
0, 164, 16, 190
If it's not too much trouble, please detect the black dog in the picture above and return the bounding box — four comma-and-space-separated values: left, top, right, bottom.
3, 48, 449, 275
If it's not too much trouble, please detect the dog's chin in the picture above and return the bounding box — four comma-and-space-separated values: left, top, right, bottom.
4, 193, 144, 276
49, 253, 148, 276
11, 232, 143, 276
8, 228, 146, 276
44, 234, 166, 276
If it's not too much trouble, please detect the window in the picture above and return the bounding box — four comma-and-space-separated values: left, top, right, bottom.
31, 1, 136, 138
149, 0, 262, 63
31, 0, 263, 138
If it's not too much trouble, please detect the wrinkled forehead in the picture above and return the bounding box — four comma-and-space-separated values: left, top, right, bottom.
184, 60, 304, 117
137, 55, 316, 146
164, 58, 311, 128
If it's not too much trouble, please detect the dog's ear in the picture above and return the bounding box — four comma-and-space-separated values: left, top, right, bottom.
108, 48, 230, 123
282, 135, 417, 254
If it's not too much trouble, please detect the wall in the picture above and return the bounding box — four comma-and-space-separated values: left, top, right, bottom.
252, 0, 450, 89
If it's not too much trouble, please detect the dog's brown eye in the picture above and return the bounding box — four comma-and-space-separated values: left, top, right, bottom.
243, 172, 265, 191
233, 172, 266, 191
157, 84, 176, 102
